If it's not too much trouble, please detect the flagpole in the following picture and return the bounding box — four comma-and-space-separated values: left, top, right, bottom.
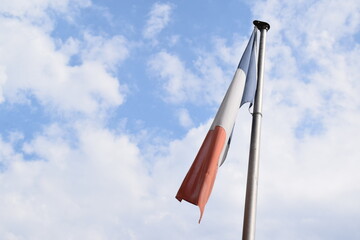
242, 20, 270, 240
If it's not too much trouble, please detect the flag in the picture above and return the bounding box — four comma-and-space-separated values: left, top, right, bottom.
175, 28, 258, 222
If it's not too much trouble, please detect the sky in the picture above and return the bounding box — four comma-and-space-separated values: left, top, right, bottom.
0, 0, 360, 239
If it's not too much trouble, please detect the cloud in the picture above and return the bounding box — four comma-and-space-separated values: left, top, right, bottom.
176, 108, 193, 128
0, 117, 246, 239
0, 15, 128, 115
80, 33, 130, 71
0, 66, 7, 103
0, 123, 153, 239
147, 43, 242, 105
148, 51, 201, 103
247, 0, 360, 238
0, 0, 91, 31
0, 0, 90, 16
143, 2, 173, 40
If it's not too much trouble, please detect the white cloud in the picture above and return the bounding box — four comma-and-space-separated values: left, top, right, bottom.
246, 0, 360, 238
0, 0, 91, 31
81, 33, 130, 71
0, 16, 127, 115
0, 118, 244, 239
148, 49, 236, 105
0, 0, 90, 16
0, 136, 23, 170
58, 37, 80, 58
167, 34, 180, 46
0, 123, 152, 239
211, 35, 249, 66
143, 2, 173, 40
176, 108, 193, 128
148, 51, 200, 103
0, 66, 7, 103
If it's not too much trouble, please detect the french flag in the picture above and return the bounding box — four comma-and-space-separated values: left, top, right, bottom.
176, 28, 258, 222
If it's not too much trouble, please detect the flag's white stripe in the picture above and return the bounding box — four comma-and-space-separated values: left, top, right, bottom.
210, 68, 246, 164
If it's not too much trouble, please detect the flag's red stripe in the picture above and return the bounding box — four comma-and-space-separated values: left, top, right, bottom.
175, 126, 226, 222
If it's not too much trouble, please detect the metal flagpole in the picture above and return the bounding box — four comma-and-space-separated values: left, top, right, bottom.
242, 20, 270, 240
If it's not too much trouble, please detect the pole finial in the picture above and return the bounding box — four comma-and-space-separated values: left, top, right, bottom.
253, 20, 270, 31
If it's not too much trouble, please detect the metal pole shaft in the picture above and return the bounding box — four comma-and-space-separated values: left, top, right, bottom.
242, 20, 269, 240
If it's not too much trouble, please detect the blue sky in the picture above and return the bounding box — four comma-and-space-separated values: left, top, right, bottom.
1, 0, 360, 239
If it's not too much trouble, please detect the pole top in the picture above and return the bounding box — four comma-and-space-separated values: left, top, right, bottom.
253, 20, 270, 31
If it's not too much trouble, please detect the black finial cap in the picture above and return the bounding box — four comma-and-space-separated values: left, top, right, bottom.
253, 20, 270, 31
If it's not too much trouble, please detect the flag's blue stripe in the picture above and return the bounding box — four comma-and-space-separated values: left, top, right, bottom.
237, 28, 256, 73
238, 28, 258, 107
